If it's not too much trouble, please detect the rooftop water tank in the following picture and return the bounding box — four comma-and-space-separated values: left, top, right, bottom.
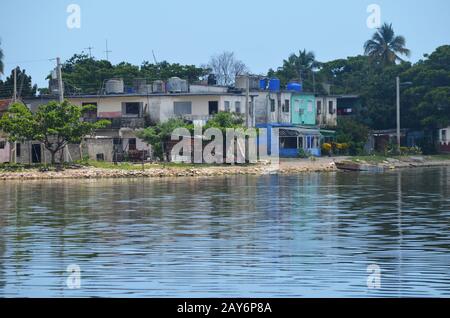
259, 78, 268, 90
268, 78, 280, 92
152, 80, 165, 93
167, 77, 186, 93
287, 82, 303, 92
105, 78, 124, 94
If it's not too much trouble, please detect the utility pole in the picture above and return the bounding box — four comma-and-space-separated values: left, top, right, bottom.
246, 75, 250, 128
105, 40, 112, 62
396, 76, 401, 155
84, 46, 94, 58
57, 57, 64, 102
13, 67, 17, 102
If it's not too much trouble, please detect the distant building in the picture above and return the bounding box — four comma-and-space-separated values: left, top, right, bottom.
438, 127, 450, 153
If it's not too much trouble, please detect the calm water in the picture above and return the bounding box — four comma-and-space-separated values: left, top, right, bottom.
0, 167, 449, 297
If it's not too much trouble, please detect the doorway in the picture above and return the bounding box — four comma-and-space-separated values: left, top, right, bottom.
32, 144, 42, 163
208, 101, 219, 115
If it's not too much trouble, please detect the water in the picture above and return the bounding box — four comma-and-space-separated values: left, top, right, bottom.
0, 167, 449, 297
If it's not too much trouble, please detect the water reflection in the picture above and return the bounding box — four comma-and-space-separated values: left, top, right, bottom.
0, 167, 449, 297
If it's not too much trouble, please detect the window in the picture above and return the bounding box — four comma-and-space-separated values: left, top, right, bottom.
235, 101, 241, 113
128, 138, 137, 151
16, 143, 21, 157
224, 101, 231, 112
208, 101, 219, 115
270, 99, 276, 112
0, 141, 5, 149
317, 101, 322, 115
328, 101, 334, 114
174, 102, 192, 116
96, 153, 105, 161
280, 137, 298, 149
282, 99, 290, 113
123, 102, 141, 116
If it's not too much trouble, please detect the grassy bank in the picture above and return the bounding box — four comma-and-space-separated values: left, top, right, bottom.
350, 154, 450, 164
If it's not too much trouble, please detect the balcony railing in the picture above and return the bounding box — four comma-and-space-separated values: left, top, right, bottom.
181, 114, 214, 122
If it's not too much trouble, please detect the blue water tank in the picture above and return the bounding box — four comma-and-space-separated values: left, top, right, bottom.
259, 78, 268, 90
287, 82, 302, 92
268, 78, 281, 92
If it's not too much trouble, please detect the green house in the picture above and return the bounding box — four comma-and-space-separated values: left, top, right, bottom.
291, 94, 316, 126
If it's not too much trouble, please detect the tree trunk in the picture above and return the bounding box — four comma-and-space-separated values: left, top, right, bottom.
50, 151, 57, 165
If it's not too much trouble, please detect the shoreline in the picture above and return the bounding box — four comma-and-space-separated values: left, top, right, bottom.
0, 157, 449, 180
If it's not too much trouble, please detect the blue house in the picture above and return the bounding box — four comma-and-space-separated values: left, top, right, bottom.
257, 123, 321, 158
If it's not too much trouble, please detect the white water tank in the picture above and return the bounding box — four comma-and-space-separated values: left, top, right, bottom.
167, 77, 188, 93
105, 79, 124, 94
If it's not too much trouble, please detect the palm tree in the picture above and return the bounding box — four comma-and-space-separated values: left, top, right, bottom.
364, 23, 411, 66
0, 39, 4, 75
283, 49, 320, 82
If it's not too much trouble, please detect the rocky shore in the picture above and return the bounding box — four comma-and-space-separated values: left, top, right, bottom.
0, 159, 338, 180
0, 157, 448, 180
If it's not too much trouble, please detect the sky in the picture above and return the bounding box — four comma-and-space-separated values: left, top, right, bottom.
1, 0, 450, 88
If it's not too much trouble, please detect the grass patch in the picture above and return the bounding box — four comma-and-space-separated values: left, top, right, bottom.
75, 159, 251, 170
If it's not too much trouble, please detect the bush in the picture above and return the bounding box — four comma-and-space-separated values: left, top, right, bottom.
298, 149, 309, 158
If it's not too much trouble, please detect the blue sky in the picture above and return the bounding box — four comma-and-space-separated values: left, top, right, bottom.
1, 0, 449, 87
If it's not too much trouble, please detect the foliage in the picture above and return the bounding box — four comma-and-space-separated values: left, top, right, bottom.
364, 23, 411, 66
0, 102, 35, 141
400, 146, 422, 156
58, 53, 209, 95
0, 67, 37, 98
336, 118, 370, 155
137, 112, 246, 161
136, 118, 192, 161
297, 148, 309, 159
204, 111, 245, 132
268, 49, 322, 92
0, 101, 110, 164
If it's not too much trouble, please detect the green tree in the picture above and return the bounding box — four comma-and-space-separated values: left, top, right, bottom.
0, 67, 37, 98
0, 101, 110, 164
57, 53, 209, 95
204, 111, 244, 132
364, 23, 411, 66
268, 49, 321, 92
336, 118, 370, 155
136, 118, 192, 161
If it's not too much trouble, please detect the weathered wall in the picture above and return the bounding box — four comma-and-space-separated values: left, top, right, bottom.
0, 139, 11, 163
254, 91, 291, 125
316, 96, 337, 128
291, 94, 316, 126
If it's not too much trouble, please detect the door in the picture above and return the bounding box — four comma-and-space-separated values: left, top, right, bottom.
208, 101, 218, 115
31, 144, 41, 163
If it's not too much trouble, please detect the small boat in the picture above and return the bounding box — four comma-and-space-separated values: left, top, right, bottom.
335, 161, 385, 173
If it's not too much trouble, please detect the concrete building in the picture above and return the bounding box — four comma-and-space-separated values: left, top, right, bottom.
439, 127, 450, 153
315, 96, 337, 128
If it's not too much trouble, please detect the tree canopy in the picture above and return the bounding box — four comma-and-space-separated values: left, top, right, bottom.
0, 67, 37, 98
59, 53, 209, 95
0, 101, 110, 164
364, 23, 411, 66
